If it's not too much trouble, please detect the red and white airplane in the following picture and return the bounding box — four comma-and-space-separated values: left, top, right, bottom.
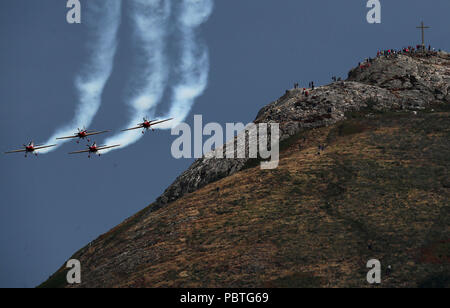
69, 142, 120, 158
4, 141, 57, 157
57, 128, 111, 143
122, 118, 173, 134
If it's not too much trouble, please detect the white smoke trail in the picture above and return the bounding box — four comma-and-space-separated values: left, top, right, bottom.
102, 0, 172, 150
163, 0, 214, 127
103, 0, 213, 153
39, 0, 122, 154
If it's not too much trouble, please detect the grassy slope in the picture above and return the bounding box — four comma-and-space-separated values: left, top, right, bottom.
40, 108, 450, 288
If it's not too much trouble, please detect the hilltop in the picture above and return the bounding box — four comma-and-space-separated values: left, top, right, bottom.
155, 50, 450, 209
40, 50, 450, 288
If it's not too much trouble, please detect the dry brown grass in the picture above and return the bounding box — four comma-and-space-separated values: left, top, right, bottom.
40, 111, 450, 288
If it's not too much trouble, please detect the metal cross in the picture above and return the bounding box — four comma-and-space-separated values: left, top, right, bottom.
416, 21, 430, 48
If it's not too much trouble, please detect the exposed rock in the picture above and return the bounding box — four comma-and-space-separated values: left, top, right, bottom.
153, 51, 450, 211
40, 50, 450, 289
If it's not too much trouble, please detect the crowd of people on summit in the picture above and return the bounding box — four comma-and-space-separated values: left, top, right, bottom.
377, 44, 439, 58
293, 43, 442, 94
359, 44, 440, 70
293, 44, 442, 98
288, 42, 443, 157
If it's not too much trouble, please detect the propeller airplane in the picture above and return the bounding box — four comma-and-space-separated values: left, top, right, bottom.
122, 118, 173, 134
4, 141, 57, 157
69, 142, 120, 158
57, 128, 111, 143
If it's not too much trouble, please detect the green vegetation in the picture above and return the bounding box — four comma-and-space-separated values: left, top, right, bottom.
418, 272, 450, 288
39, 109, 450, 288
37, 268, 68, 289
267, 272, 322, 288
242, 130, 307, 171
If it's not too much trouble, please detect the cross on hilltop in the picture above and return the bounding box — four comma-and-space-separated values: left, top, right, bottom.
416, 21, 430, 49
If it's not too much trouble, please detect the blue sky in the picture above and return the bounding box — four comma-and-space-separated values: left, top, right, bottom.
0, 0, 449, 288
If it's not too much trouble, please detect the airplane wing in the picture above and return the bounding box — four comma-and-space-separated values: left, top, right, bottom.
121, 126, 142, 132
34, 145, 57, 150
85, 130, 111, 137
151, 118, 174, 126
56, 135, 77, 140
5, 149, 27, 154
96, 145, 120, 151
69, 149, 91, 155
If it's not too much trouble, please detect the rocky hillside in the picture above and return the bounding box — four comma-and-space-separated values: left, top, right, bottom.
40, 51, 450, 288
155, 51, 450, 210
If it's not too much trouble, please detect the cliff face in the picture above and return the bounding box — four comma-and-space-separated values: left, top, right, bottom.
40, 51, 450, 288
155, 51, 450, 210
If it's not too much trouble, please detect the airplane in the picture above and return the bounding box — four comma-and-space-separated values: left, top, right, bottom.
69, 142, 120, 158
57, 128, 111, 144
4, 141, 57, 157
121, 118, 173, 134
